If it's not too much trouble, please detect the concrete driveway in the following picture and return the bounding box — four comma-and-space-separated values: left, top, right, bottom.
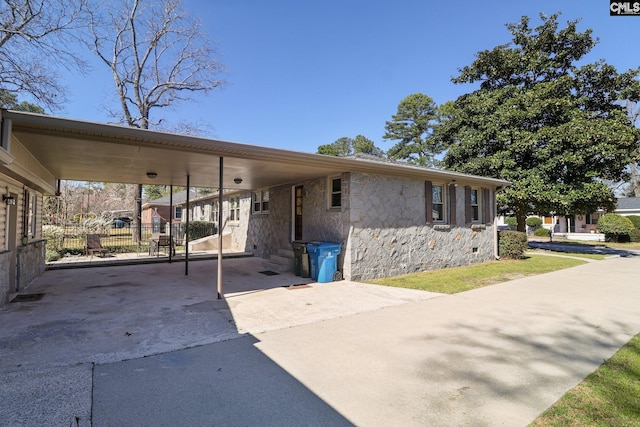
2, 254, 640, 426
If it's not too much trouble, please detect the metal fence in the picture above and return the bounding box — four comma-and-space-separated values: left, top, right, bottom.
44, 221, 217, 254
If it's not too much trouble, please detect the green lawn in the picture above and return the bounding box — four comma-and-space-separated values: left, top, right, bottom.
530, 333, 640, 426
366, 254, 586, 294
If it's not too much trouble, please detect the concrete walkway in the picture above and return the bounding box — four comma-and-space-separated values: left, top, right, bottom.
2, 254, 640, 426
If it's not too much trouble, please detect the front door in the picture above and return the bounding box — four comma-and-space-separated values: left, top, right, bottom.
293, 185, 303, 241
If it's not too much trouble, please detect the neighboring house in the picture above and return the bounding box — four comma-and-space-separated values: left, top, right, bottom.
615, 197, 640, 216
141, 189, 195, 232
513, 197, 640, 242
0, 109, 509, 308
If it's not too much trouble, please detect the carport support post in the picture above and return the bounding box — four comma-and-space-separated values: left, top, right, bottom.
185, 175, 190, 276
217, 157, 223, 299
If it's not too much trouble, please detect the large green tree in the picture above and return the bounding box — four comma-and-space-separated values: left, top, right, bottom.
317, 135, 385, 157
384, 93, 444, 167
438, 13, 640, 231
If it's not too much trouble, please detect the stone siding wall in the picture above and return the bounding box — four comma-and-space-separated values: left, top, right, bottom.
17, 239, 46, 291
0, 250, 12, 309
245, 185, 292, 259
346, 172, 495, 281
245, 176, 349, 263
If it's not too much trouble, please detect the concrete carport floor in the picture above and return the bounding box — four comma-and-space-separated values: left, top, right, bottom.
0, 256, 438, 426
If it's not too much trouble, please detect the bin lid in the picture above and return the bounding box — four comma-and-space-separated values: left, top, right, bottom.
306, 241, 322, 252
317, 242, 342, 250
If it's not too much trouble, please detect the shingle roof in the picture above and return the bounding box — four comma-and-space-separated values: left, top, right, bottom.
142, 189, 198, 206
616, 197, 640, 211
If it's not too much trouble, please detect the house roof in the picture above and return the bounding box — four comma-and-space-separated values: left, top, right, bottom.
142, 189, 198, 208
3, 110, 510, 193
616, 197, 640, 212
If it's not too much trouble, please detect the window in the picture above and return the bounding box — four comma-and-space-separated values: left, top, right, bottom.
253, 190, 269, 213
543, 216, 553, 224
28, 192, 36, 237
586, 212, 602, 224
230, 196, 240, 221
211, 201, 219, 223
432, 184, 445, 221
470, 189, 480, 222
174, 206, 182, 220
329, 177, 341, 208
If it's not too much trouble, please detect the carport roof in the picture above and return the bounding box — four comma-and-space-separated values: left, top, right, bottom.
3, 110, 510, 192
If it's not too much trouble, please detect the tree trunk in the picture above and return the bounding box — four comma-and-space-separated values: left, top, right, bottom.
515, 207, 527, 233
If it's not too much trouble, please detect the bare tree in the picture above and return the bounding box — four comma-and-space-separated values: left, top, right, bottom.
89, 0, 225, 240
0, 0, 88, 111
89, 0, 225, 130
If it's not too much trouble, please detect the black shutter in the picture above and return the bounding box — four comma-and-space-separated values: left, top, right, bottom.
449, 184, 456, 225
425, 181, 433, 224
483, 188, 491, 224
465, 186, 472, 225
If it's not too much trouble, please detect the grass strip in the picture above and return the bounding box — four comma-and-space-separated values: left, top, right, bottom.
530, 333, 640, 426
366, 254, 585, 294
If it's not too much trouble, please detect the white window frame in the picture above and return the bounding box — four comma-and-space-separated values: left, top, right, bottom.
432, 183, 446, 223
28, 191, 37, 237
229, 196, 240, 222
328, 176, 342, 209
252, 190, 269, 214
210, 201, 219, 224
471, 188, 481, 222
174, 206, 182, 220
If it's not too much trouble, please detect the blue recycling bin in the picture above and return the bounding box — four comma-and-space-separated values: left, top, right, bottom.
306, 242, 321, 280
307, 242, 342, 283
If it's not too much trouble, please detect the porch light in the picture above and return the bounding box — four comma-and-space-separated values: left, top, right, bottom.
3, 194, 15, 205
234, 177, 243, 184
146, 171, 158, 179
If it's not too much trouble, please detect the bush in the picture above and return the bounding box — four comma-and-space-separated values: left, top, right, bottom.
525, 217, 543, 229
43, 225, 65, 251
181, 221, 217, 241
499, 230, 528, 259
597, 213, 635, 243
627, 215, 640, 230
45, 249, 61, 262
505, 217, 518, 227
630, 228, 640, 243
534, 227, 550, 237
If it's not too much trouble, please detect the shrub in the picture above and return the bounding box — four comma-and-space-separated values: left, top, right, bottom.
596, 213, 635, 243
181, 221, 217, 241
627, 215, 640, 230
499, 230, 528, 259
525, 217, 543, 229
45, 249, 61, 262
630, 228, 640, 243
534, 227, 550, 237
505, 217, 518, 227
43, 225, 65, 251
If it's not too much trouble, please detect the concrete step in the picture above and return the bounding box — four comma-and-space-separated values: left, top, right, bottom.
277, 249, 295, 259
261, 260, 293, 273
261, 249, 295, 273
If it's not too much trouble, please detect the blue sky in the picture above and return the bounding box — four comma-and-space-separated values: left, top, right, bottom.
61, 1, 640, 153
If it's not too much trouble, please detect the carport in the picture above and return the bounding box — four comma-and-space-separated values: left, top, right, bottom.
3, 110, 406, 297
